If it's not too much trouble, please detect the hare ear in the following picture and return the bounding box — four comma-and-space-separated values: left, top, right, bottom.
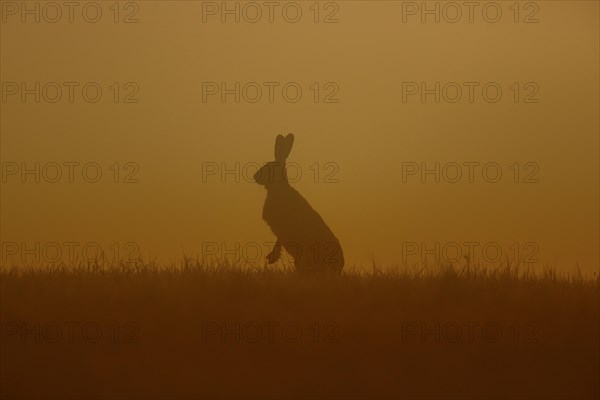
275, 133, 294, 163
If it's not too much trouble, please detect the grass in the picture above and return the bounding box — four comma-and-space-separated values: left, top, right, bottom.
1, 259, 598, 399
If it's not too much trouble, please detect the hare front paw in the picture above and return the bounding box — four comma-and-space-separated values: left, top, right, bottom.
266, 250, 281, 264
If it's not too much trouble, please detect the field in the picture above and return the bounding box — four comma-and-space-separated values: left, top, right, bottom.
1, 261, 598, 399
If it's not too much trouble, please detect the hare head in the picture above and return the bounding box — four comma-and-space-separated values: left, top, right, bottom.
254, 133, 295, 187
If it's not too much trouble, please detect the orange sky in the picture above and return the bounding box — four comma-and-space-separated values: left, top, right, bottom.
1, 1, 598, 273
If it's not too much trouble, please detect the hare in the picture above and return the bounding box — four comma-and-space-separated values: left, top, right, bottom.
254, 134, 344, 274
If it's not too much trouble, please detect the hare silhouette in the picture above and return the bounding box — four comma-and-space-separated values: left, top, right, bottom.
254, 134, 344, 274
